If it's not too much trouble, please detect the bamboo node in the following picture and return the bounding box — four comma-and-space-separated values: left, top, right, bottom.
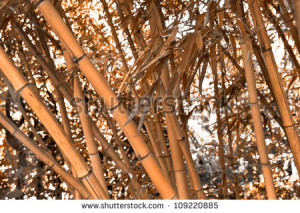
108, 100, 122, 112
78, 169, 93, 180
73, 53, 87, 64
159, 154, 171, 158
137, 150, 151, 161
248, 102, 258, 106
262, 47, 272, 52
11, 128, 19, 137
16, 82, 30, 95
89, 152, 99, 157
283, 123, 299, 128
48, 161, 57, 169
260, 162, 271, 167
173, 170, 185, 173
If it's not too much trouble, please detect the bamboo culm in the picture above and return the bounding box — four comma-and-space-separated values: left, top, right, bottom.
0, 111, 91, 199
0, 46, 109, 199
35, 0, 176, 199
240, 42, 277, 199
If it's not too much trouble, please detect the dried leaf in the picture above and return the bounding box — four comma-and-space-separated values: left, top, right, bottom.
196, 31, 204, 50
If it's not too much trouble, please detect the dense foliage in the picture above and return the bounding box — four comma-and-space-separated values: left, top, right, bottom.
0, 0, 299, 199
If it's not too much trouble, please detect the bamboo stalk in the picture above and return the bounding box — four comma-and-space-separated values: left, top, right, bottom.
224, 50, 284, 129
14, 25, 73, 101
100, 0, 170, 179
35, 0, 176, 199
152, 113, 174, 183
2, 75, 47, 150
74, 77, 109, 196
165, 115, 190, 199
62, 45, 145, 199
143, 118, 170, 180
240, 41, 277, 199
115, 0, 138, 60
100, 0, 130, 74
210, 44, 228, 199
218, 43, 241, 199
160, 66, 206, 199
15, 30, 80, 198
101, 101, 131, 167
0, 46, 108, 199
262, 2, 300, 77
91, 124, 150, 199
276, 0, 300, 53
246, 0, 300, 174
117, 0, 147, 49
0, 111, 91, 199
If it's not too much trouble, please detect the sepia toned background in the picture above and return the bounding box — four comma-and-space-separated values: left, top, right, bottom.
0, 0, 299, 200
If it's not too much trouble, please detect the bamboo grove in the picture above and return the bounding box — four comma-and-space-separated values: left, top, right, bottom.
0, 0, 299, 199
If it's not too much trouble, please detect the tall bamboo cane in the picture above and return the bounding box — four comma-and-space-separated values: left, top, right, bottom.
240, 41, 277, 199
100, 0, 170, 179
276, 0, 300, 54
0, 46, 108, 199
210, 44, 228, 199
74, 77, 109, 196
0, 111, 91, 199
14, 25, 73, 101
218, 44, 241, 199
165, 114, 190, 199
150, 11, 206, 198
34, 0, 176, 199
62, 42, 146, 199
246, 0, 300, 174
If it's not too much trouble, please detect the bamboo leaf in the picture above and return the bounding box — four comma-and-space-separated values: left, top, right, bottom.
196, 31, 204, 50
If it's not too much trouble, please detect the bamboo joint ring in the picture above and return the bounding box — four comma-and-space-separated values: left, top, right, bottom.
137, 151, 151, 161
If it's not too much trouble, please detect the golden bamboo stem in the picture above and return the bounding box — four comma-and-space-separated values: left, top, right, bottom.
156, 40, 206, 199
276, 0, 300, 53
160, 71, 206, 199
100, 0, 170, 178
63, 44, 144, 198
35, 0, 175, 199
144, 118, 170, 180
3, 76, 47, 150
165, 115, 190, 199
101, 103, 131, 167
0, 46, 108, 199
62, 47, 108, 196
15, 28, 81, 198
74, 77, 109, 196
91, 126, 147, 199
14, 25, 73, 101
240, 42, 277, 199
210, 44, 228, 199
247, 0, 300, 174
152, 113, 174, 183
0, 111, 91, 199
224, 50, 284, 129
262, 2, 300, 77
219, 44, 241, 199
